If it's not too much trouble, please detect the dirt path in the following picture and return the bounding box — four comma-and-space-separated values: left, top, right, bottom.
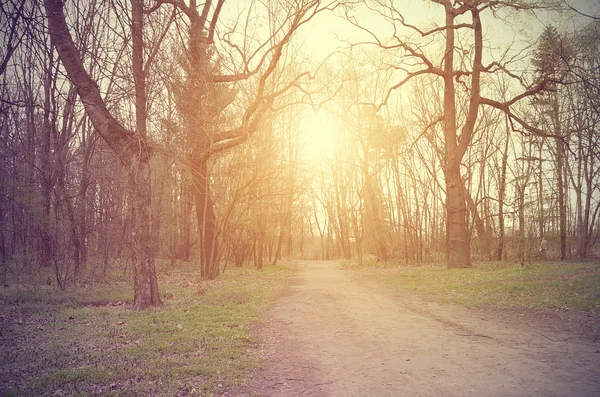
236, 261, 600, 397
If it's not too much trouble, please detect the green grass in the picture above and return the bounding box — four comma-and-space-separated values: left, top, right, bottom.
343, 261, 600, 312
0, 263, 294, 396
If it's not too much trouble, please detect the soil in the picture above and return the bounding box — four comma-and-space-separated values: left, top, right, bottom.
233, 261, 600, 397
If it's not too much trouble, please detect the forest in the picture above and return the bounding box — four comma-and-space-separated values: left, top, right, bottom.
1, 0, 599, 309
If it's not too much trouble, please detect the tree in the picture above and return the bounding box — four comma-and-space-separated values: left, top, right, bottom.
154, 0, 333, 278
0, 0, 27, 76
44, 0, 161, 309
545, 20, 600, 260
569, 22, 600, 259
343, 0, 554, 267
532, 26, 574, 260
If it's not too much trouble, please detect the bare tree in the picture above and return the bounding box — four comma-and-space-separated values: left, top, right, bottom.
150, 0, 335, 278
44, 0, 161, 308
342, 0, 555, 267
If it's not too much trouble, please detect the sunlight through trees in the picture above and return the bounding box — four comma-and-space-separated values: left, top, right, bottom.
0, 0, 599, 305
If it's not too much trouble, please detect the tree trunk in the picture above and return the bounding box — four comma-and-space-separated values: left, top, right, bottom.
552, 92, 567, 260
574, 131, 585, 259
517, 184, 526, 267
192, 158, 220, 279
129, 162, 161, 308
182, 179, 192, 261
440, 4, 482, 268
538, 143, 545, 240
445, 165, 471, 268
465, 184, 486, 254
580, 139, 594, 258
273, 228, 284, 266
40, 48, 54, 269
497, 123, 510, 261
77, 126, 91, 266
556, 137, 567, 260
256, 217, 265, 270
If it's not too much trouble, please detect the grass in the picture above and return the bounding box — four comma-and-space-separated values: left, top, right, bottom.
343, 260, 600, 312
0, 262, 294, 396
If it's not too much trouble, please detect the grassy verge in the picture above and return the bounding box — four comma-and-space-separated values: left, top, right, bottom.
0, 263, 294, 396
343, 260, 600, 312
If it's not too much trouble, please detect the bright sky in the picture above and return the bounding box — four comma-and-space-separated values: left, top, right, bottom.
301, 109, 338, 167
216, 0, 598, 171
294, 0, 598, 164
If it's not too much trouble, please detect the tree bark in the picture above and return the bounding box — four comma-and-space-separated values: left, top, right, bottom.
445, 165, 471, 267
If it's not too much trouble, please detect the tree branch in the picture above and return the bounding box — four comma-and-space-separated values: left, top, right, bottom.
44, 0, 149, 167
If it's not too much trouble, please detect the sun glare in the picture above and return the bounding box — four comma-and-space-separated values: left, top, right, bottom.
301, 110, 338, 166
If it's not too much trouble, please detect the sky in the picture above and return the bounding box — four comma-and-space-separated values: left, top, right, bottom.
298, 0, 600, 62
214, 0, 600, 167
